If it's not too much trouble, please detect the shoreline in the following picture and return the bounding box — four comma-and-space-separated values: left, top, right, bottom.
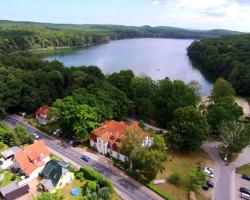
10, 37, 198, 55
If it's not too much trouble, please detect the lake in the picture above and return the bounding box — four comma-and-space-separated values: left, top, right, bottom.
43, 38, 212, 94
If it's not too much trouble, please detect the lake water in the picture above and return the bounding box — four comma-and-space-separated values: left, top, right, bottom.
43, 38, 212, 94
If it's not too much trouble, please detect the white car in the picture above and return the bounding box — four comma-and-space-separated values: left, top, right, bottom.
204, 167, 214, 178
33, 133, 40, 139
53, 129, 61, 136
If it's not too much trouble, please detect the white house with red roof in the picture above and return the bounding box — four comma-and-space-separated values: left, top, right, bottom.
90, 120, 153, 162
13, 140, 50, 179
35, 105, 49, 125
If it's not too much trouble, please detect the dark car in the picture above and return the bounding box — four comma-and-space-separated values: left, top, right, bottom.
206, 180, 214, 188
72, 142, 81, 147
81, 155, 90, 162
242, 175, 250, 181
240, 187, 250, 195
0, 160, 3, 165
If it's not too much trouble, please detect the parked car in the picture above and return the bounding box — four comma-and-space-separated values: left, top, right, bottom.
0, 160, 3, 165
33, 133, 40, 139
202, 180, 214, 191
240, 187, 250, 195
242, 175, 250, 181
241, 192, 250, 200
81, 155, 90, 162
72, 142, 81, 147
53, 129, 61, 136
206, 180, 214, 188
204, 167, 214, 178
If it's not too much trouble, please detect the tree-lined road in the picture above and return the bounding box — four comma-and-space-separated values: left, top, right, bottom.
4, 115, 163, 200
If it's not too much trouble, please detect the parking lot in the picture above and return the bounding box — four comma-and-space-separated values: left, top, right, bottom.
235, 173, 250, 200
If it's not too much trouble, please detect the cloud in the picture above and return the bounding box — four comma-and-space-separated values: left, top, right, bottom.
233, 0, 250, 5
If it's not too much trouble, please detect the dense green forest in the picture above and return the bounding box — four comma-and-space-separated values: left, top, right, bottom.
0, 54, 199, 128
188, 34, 250, 96
0, 20, 241, 53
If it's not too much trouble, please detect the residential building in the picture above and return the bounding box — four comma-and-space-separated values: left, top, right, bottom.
35, 105, 49, 125
0, 146, 21, 170
40, 159, 74, 193
0, 181, 29, 200
1, 146, 21, 160
13, 140, 50, 179
90, 120, 153, 162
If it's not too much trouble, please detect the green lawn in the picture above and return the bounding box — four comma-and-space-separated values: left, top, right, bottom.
0, 170, 18, 189
56, 179, 84, 200
236, 164, 250, 175
153, 150, 215, 200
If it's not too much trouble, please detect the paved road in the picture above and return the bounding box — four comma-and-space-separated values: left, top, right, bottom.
203, 142, 250, 200
4, 115, 163, 200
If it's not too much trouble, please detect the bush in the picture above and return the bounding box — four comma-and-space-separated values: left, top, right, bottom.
168, 173, 180, 185
76, 167, 114, 193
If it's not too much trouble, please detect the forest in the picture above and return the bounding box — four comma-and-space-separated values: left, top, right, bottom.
188, 34, 250, 96
0, 20, 241, 53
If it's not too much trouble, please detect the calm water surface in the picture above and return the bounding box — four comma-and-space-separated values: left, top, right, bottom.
43, 38, 212, 94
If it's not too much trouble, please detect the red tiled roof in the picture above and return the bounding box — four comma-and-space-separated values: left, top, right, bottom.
91, 120, 149, 152
35, 105, 49, 116
14, 140, 49, 176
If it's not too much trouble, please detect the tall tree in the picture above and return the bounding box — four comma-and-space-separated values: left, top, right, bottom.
219, 121, 250, 159
169, 106, 210, 151
211, 77, 235, 101
120, 127, 144, 169
207, 96, 243, 134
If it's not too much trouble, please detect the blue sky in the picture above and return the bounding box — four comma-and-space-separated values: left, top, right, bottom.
1, 0, 250, 31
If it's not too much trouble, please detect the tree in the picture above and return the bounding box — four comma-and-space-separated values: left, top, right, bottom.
107, 70, 134, 99
52, 96, 101, 141
154, 79, 199, 126
219, 121, 250, 159
186, 167, 207, 190
120, 127, 144, 169
141, 149, 166, 181
207, 96, 243, 133
13, 125, 34, 145
169, 106, 210, 151
211, 78, 235, 101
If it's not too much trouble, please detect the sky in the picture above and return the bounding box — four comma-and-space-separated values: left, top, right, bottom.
0, 0, 250, 32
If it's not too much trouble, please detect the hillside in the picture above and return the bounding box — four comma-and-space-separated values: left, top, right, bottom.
188, 34, 250, 96
0, 20, 242, 53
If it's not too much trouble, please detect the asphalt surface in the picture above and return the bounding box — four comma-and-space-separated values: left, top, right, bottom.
203, 142, 250, 200
4, 115, 163, 200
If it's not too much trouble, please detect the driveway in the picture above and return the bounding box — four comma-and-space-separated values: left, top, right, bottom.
4, 115, 163, 200
202, 142, 250, 200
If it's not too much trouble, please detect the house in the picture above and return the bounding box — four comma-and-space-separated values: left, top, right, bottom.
1, 146, 21, 160
0, 181, 29, 200
40, 159, 74, 193
35, 105, 49, 125
90, 120, 153, 162
0, 146, 21, 170
13, 140, 50, 179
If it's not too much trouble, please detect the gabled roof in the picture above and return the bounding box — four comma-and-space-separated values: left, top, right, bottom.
91, 120, 149, 151
35, 105, 49, 116
1, 146, 21, 159
41, 159, 68, 188
0, 181, 29, 200
14, 140, 49, 176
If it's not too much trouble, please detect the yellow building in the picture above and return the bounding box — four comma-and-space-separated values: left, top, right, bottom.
40, 159, 74, 193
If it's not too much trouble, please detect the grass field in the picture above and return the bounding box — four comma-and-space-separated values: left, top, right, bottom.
153, 150, 215, 200
0, 170, 18, 189
236, 164, 250, 176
